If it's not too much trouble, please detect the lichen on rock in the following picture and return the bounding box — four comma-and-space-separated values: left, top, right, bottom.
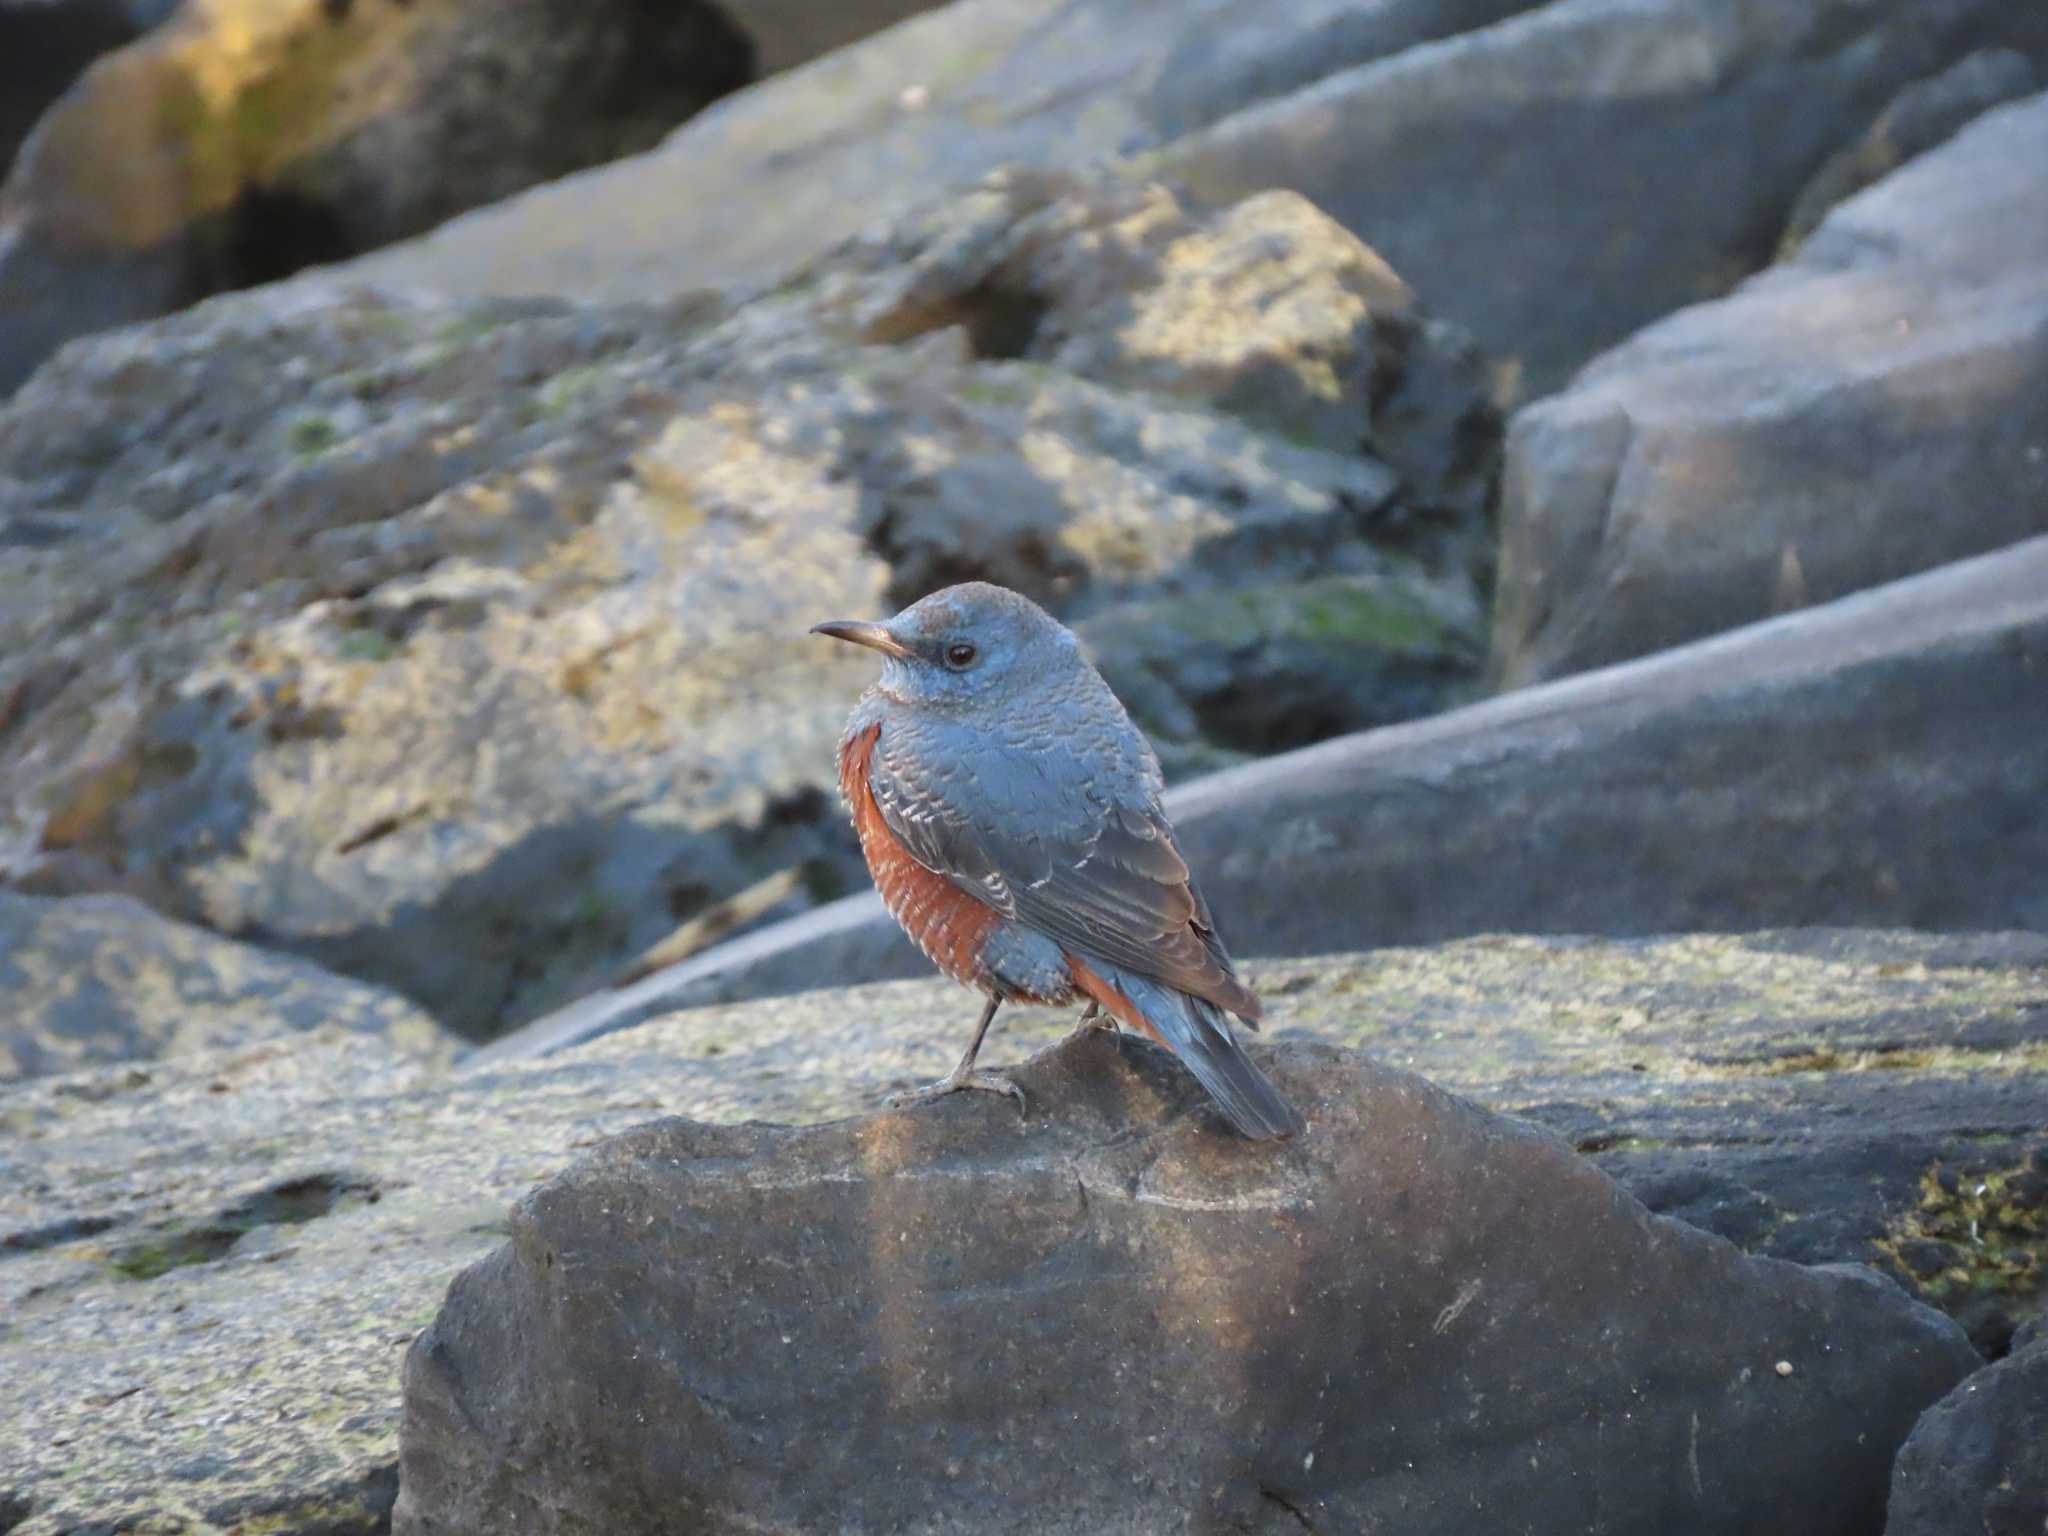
0, 174, 1495, 1038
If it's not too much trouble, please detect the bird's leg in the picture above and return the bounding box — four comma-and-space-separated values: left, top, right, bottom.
887, 994, 1026, 1118
1064, 998, 1121, 1044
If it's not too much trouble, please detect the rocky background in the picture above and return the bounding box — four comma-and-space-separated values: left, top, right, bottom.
2, 0, 2045, 1532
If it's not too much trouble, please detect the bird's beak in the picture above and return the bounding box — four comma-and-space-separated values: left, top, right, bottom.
810, 619, 913, 660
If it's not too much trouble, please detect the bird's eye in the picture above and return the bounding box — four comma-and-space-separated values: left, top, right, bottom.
944, 642, 978, 669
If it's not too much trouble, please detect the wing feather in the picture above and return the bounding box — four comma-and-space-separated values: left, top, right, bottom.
869, 732, 1262, 1021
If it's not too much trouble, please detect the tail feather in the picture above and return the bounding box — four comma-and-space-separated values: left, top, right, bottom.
1070, 957, 1306, 1140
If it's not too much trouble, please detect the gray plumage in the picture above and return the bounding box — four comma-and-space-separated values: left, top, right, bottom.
821, 582, 1303, 1140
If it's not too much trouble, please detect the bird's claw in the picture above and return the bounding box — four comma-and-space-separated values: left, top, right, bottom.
887, 1069, 1028, 1121
1065, 1001, 1123, 1048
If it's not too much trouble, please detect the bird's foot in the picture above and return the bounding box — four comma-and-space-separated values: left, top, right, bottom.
1064, 1001, 1120, 1045
886, 1068, 1027, 1120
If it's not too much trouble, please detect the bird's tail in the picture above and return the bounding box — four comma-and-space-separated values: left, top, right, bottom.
1069, 957, 1306, 1140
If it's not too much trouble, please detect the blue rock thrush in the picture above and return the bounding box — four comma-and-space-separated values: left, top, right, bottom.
812, 581, 1305, 1140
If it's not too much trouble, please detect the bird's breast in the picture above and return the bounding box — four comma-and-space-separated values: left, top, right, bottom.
838, 723, 1007, 991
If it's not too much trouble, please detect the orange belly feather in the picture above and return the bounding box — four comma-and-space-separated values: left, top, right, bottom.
839, 724, 1006, 990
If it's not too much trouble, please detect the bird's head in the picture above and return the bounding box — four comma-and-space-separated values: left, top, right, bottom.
811, 582, 1082, 711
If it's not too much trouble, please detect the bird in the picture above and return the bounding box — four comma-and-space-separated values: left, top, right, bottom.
811, 581, 1305, 1140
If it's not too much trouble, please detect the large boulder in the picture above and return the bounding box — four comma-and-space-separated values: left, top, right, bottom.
1156, 0, 2048, 396
395, 1040, 1977, 1534
339, 0, 2048, 398
489, 534, 2048, 1058
1490, 89, 2048, 689
4, 931, 2040, 1534
1886, 1337, 2048, 1535
0, 0, 946, 226
0, 174, 1495, 1038
325, 0, 1536, 307
0, 887, 454, 1079
0, 0, 761, 394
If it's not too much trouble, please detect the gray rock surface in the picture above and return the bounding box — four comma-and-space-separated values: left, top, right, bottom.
337, 0, 2048, 399
5, 931, 2039, 1534
1886, 1337, 2048, 1535
0, 0, 760, 394
327, 0, 1536, 308
0, 888, 454, 1080
496, 534, 2048, 1057
395, 1039, 1982, 1533
1158, 0, 2048, 396
0, 174, 1492, 1038
1491, 90, 2048, 689
1780, 48, 2039, 252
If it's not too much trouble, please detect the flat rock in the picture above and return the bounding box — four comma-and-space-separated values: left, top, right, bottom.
0, 173, 1491, 1038
3, 931, 2042, 1533
394, 1038, 1977, 1534
1886, 1338, 2048, 1535
511, 535, 2048, 1052
0, 888, 454, 1080
1491, 89, 2048, 688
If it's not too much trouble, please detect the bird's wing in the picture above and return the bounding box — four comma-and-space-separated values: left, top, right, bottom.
868, 731, 1262, 1020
